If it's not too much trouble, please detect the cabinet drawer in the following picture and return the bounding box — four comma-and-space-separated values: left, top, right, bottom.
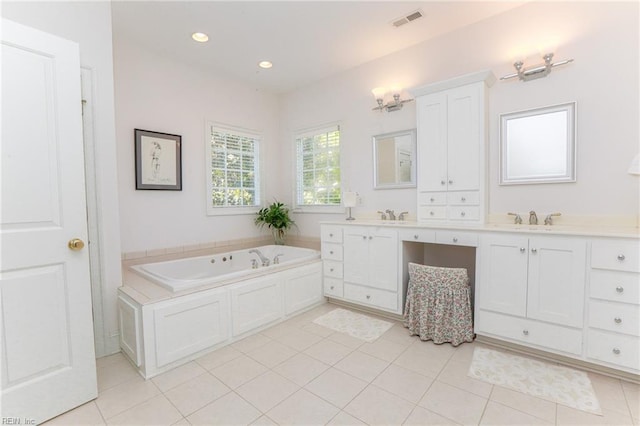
418, 192, 447, 206
321, 244, 343, 261
398, 229, 436, 243
418, 206, 447, 220
588, 300, 640, 336
447, 191, 480, 205
324, 278, 343, 298
321, 226, 343, 244
436, 230, 479, 247
343, 283, 397, 312
476, 310, 582, 355
592, 240, 639, 272
590, 269, 640, 305
587, 329, 640, 371
323, 260, 343, 279
448, 206, 480, 221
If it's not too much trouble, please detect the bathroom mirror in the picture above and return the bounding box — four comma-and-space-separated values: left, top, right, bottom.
373, 129, 417, 189
500, 102, 576, 185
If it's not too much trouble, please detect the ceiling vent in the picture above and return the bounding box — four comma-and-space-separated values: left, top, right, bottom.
391, 9, 424, 28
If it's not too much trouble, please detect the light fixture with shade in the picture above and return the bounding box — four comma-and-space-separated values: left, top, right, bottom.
343, 191, 357, 221
628, 154, 640, 175
372, 87, 413, 112
500, 53, 573, 82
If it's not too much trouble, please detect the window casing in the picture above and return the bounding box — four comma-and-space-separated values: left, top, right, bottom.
206, 123, 261, 215
295, 124, 341, 211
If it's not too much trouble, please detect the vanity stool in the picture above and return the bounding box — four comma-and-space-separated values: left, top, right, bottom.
403, 263, 474, 346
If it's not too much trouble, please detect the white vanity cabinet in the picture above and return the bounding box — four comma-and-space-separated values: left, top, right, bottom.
476, 233, 587, 355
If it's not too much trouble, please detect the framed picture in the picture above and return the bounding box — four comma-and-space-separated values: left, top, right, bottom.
134, 129, 182, 190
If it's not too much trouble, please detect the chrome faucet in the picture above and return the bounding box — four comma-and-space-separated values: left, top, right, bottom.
249, 249, 270, 266
508, 212, 523, 224
273, 254, 284, 265
398, 212, 408, 221
529, 210, 538, 225
544, 212, 562, 225
386, 209, 396, 220
377, 211, 387, 220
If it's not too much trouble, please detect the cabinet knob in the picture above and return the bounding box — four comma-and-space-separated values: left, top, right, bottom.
366, 295, 371, 300
330, 268, 334, 272
612, 347, 621, 355
329, 233, 334, 237
441, 180, 446, 185
522, 330, 529, 336
616, 286, 624, 293
362, 236, 367, 240
448, 179, 453, 185
369, 236, 373, 240
614, 317, 622, 324
453, 237, 458, 243
330, 250, 334, 255
531, 248, 538, 254
461, 197, 466, 202
430, 211, 435, 216
461, 212, 466, 217
414, 235, 419, 240
520, 247, 526, 253
617, 254, 626, 261
430, 197, 435, 202
330, 285, 335, 290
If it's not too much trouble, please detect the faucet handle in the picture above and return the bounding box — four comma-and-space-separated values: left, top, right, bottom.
273, 254, 284, 264
544, 212, 562, 226
507, 212, 523, 224
398, 212, 409, 221
377, 210, 387, 220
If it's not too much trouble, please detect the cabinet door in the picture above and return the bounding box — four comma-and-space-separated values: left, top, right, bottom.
416, 92, 448, 192
368, 229, 399, 291
284, 263, 323, 315
527, 237, 586, 328
343, 227, 369, 285
230, 277, 282, 336
478, 234, 528, 316
446, 83, 481, 191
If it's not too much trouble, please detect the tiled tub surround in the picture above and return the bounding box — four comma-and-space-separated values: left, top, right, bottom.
320, 220, 640, 378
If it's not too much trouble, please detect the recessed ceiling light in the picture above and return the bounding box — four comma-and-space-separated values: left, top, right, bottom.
258, 61, 273, 69
192, 32, 209, 43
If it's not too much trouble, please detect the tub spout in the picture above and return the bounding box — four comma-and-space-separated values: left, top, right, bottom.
249, 249, 270, 266
273, 254, 284, 265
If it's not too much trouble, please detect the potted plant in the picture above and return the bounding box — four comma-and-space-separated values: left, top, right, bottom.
255, 201, 296, 245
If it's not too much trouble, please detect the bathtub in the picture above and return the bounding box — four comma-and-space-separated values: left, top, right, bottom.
131, 245, 320, 292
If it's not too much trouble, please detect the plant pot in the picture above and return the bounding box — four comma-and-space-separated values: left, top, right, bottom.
272, 229, 286, 245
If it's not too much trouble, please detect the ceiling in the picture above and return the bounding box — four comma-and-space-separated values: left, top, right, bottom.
111, 1, 525, 94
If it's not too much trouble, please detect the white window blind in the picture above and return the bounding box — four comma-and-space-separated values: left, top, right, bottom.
295, 124, 341, 207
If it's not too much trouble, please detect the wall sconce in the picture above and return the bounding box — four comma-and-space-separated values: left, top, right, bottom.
500, 53, 574, 82
372, 87, 413, 112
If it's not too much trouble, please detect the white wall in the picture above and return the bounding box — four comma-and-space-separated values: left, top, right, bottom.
2, 1, 123, 356
280, 1, 639, 237
113, 40, 281, 253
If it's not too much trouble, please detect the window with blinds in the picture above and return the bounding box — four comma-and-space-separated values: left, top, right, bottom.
295, 125, 341, 207
206, 123, 260, 213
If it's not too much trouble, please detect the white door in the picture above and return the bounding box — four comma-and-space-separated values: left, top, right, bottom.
1, 19, 97, 423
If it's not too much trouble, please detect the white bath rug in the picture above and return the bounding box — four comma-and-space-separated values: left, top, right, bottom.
468, 347, 602, 415
312, 308, 393, 342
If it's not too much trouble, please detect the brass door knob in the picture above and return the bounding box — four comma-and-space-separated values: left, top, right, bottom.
68, 238, 85, 251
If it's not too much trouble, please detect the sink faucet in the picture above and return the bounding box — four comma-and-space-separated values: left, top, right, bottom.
377, 211, 387, 220
508, 212, 523, 224
386, 209, 396, 220
544, 212, 562, 225
398, 212, 408, 221
529, 210, 538, 225
249, 249, 270, 266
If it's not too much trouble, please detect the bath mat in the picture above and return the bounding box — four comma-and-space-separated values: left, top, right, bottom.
468, 347, 602, 415
312, 308, 393, 342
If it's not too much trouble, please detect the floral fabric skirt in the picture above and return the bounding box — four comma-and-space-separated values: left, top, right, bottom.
403, 263, 474, 346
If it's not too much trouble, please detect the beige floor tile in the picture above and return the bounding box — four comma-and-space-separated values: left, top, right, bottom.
480, 401, 553, 425
151, 361, 206, 392
171, 418, 190, 426
272, 352, 330, 386
326, 411, 367, 425
447, 341, 487, 365
490, 386, 557, 424
274, 328, 324, 351
164, 373, 230, 416
622, 381, 640, 420
380, 324, 419, 346
437, 358, 493, 398
210, 354, 268, 389
589, 372, 631, 415
97, 356, 140, 392
403, 406, 459, 425
246, 340, 297, 368
305, 368, 368, 408
96, 352, 126, 369
232, 333, 272, 353
372, 364, 434, 404
235, 371, 299, 412
250, 415, 278, 425
106, 394, 182, 425
557, 405, 634, 425
301, 322, 335, 337
187, 392, 261, 426
195, 345, 242, 371
358, 337, 410, 362
96, 376, 161, 419
393, 344, 451, 378
327, 331, 365, 349
44, 401, 105, 426
260, 322, 298, 339
344, 385, 415, 425
304, 339, 353, 365
334, 350, 389, 382
419, 380, 488, 425
267, 389, 340, 425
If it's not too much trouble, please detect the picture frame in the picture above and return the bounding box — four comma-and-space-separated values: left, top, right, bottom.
134, 129, 182, 190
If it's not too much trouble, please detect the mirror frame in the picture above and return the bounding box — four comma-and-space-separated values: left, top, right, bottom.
372, 129, 417, 189
499, 102, 577, 185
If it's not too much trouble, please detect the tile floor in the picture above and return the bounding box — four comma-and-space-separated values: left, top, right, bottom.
46, 303, 639, 425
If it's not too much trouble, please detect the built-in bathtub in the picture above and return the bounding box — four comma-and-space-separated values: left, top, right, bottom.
131, 245, 320, 293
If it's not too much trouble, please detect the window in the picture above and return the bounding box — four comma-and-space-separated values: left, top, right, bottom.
206, 123, 260, 214
295, 124, 341, 209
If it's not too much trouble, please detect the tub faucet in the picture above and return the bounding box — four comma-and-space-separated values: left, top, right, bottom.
386, 209, 396, 220
529, 210, 538, 225
249, 249, 270, 267
273, 254, 284, 265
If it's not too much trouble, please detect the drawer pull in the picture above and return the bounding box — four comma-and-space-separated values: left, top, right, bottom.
441, 180, 446, 185
414, 235, 419, 240
329, 233, 334, 237
531, 248, 538, 254
329, 250, 334, 255
520, 247, 526, 253
453, 237, 458, 243
461, 212, 466, 217
461, 197, 466, 202
522, 330, 529, 336
366, 295, 371, 300
617, 254, 626, 261
430, 211, 435, 216
448, 179, 453, 185
369, 236, 373, 240
614, 317, 622, 324
330, 268, 334, 272
430, 198, 435, 202
330, 286, 334, 290
362, 236, 367, 240
616, 286, 624, 293
613, 347, 621, 355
